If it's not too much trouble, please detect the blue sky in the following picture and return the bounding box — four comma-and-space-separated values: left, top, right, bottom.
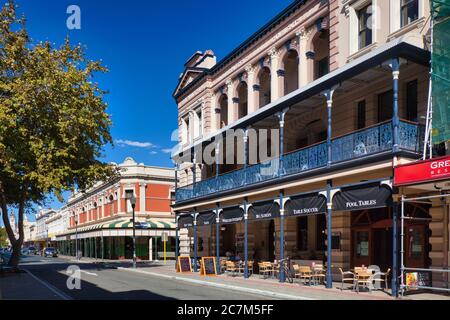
2, 0, 293, 223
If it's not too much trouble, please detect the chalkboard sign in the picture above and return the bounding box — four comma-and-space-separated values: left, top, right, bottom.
177, 256, 192, 273
200, 257, 217, 276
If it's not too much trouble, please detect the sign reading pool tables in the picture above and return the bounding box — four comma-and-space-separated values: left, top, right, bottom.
177, 256, 192, 273
394, 155, 450, 186
200, 257, 217, 276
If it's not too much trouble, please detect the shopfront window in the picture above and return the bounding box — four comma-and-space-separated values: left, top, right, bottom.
355, 231, 369, 258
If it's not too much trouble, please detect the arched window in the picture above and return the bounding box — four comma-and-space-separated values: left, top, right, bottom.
258, 67, 271, 108
283, 50, 299, 94
237, 82, 248, 119
312, 30, 330, 80
219, 94, 228, 128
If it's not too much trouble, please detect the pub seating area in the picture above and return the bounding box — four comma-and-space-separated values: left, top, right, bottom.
337, 265, 391, 293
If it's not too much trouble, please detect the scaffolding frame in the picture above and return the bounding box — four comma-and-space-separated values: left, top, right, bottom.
400, 193, 450, 296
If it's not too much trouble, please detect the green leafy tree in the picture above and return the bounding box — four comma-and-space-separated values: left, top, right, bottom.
0, 1, 117, 266
0, 227, 8, 247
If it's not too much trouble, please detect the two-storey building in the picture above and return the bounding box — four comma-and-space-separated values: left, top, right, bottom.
171, 0, 449, 295
56, 157, 176, 261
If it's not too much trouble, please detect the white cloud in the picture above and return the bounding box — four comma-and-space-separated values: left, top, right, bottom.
149, 151, 158, 155
161, 148, 173, 154
115, 139, 154, 148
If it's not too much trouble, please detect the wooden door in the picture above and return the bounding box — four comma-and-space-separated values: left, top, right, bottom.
352, 228, 371, 267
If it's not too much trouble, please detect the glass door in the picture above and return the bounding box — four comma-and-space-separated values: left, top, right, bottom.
352, 229, 370, 267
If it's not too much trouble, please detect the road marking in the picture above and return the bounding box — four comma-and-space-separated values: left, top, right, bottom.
80, 270, 98, 276
23, 269, 73, 301
117, 267, 313, 300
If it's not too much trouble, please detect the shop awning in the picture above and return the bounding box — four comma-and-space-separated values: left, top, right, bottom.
333, 182, 392, 212
197, 210, 217, 227
64, 218, 176, 235
178, 214, 194, 229
248, 201, 280, 220
285, 192, 327, 217
220, 206, 244, 225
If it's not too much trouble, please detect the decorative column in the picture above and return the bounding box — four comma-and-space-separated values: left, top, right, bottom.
326, 180, 333, 288
324, 89, 335, 167
226, 79, 235, 123
269, 48, 281, 101
296, 28, 309, 87
279, 192, 286, 283
391, 58, 400, 153
276, 109, 288, 175
139, 183, 146, 214
216, 207, 221, 274
245, 65, 257, 113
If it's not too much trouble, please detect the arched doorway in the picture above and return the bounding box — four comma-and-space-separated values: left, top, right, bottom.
283, 50, 299, 95
351, 204, 430, 272
258, 67, 271, 108
237, 82, 248, 119
218, 94, 228, 128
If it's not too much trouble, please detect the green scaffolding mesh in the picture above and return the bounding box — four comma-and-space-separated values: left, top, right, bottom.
432, 0, 450, 144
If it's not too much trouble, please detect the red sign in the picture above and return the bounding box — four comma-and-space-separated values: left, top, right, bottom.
394, 156, 450, 186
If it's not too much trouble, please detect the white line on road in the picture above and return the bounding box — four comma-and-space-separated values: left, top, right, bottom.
117, 267, 313, 300
80, 270, 98, 276
23, 269, 73, 300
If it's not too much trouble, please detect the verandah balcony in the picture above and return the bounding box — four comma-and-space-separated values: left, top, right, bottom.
176, 120, 425, 203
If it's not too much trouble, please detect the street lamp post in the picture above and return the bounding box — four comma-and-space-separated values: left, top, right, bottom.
128, 195, 137, 269
74, 214, 79, 260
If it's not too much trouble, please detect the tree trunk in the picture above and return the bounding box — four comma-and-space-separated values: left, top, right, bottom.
0, 185, 25, 268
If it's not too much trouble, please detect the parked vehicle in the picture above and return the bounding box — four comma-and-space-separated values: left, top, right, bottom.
28, 246, 37, 255
43, 247, 58, 258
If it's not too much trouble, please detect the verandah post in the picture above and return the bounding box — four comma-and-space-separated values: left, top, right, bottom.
279, 191, 285, 283
216, 206, 221, 275
244, 200, 249, 279
326, 180, 333, 288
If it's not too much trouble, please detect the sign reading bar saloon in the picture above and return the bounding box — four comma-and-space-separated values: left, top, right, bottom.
249, 201, 280, 220
285, 193, 327, 217
394, 155, 450, 186
333, 183, 392, 211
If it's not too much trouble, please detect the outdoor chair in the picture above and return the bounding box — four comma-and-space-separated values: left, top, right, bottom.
298, 266, 313, 285
312, 264, 326, 285
220, 259, 228, 273
225, 261, 238, 276
247, 261, 254, 276
339, 268, 355, 290
372, 268, 391, 291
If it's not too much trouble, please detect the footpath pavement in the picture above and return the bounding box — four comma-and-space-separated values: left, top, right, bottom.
0, 270, 66, 300
117, 263, 393, 300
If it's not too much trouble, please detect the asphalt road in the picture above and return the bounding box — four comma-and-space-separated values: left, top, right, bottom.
19, 255, 275, 300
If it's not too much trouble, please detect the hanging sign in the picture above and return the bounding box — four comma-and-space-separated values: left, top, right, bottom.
333, 183, 392, 211
248, 201, 280, 220
220, 207, 244, 225
197, 211, 217, 227
285, 193, 327, 217
178, 215, 194, 228
394, 155, 450, 186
